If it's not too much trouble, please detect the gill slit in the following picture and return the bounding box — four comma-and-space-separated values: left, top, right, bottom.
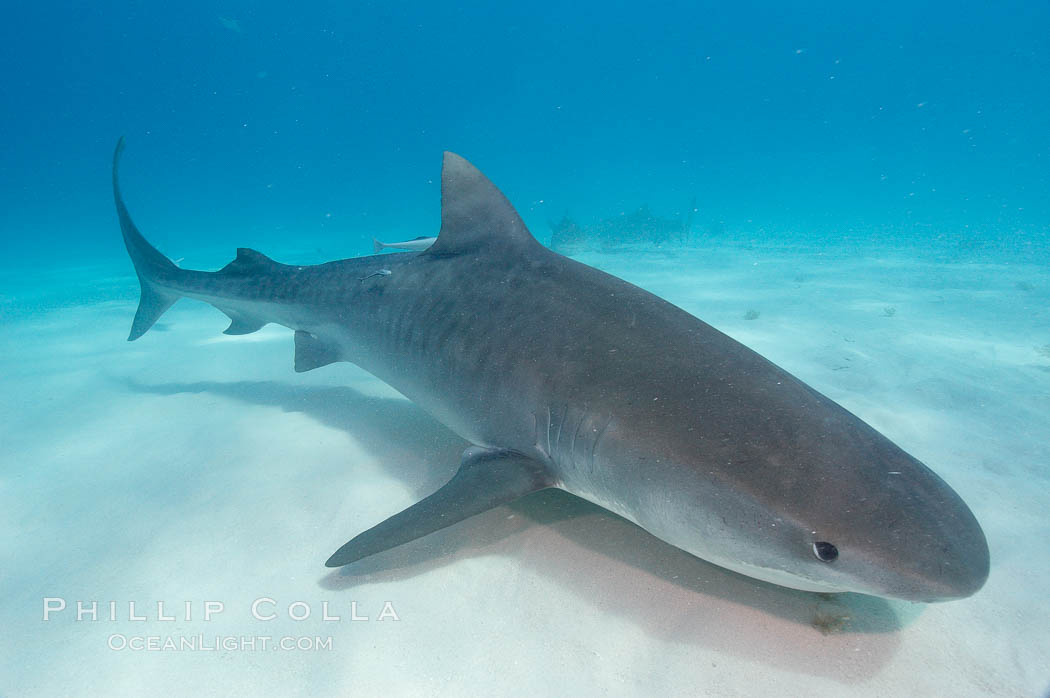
590, 415, 613, 474
545, 405, 553, 459
570, 411, 587, 472
554, 404, 566, 461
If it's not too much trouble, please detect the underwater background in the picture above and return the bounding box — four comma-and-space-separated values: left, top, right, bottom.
1, 1, 1049, 696
3, 1, 1048, 266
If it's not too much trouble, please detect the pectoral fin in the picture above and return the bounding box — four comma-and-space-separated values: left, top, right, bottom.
294, 330, 341, 372
325, 447, 551, 567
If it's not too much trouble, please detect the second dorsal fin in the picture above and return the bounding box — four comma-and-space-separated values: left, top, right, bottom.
220, 248, 278, 275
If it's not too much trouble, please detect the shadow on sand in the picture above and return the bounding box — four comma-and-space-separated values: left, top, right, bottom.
125, 376, 911, 682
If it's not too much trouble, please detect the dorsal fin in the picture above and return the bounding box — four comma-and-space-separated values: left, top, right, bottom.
220, 248, 278, 275
425, 152, 542, 257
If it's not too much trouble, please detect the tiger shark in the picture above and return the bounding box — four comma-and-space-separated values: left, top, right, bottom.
114, 138, 989, 602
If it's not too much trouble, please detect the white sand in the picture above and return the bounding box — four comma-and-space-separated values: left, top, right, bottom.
1, 242, 1048, 697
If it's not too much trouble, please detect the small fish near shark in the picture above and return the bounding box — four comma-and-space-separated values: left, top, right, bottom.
373, 236, 436, 253
113, 138, 989, 602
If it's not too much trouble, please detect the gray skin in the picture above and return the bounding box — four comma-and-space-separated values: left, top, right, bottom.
114, 138, 989, 602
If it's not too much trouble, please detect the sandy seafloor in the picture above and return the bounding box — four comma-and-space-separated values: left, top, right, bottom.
1, 240, 1048, 697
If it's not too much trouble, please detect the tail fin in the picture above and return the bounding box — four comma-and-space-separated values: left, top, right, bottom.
373, 238, 386, 254
113, 137, 182, 341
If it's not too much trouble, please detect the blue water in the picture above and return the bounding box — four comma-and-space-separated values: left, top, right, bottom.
2, 1, 1047, 267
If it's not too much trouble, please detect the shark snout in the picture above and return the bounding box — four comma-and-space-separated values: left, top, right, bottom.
942, 526, 990, 600
908, 521, 989, 602
877, 493, 990, 602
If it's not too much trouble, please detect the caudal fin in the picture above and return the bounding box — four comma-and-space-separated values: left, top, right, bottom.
372, 238, 386, 254
113, 137, 182, 340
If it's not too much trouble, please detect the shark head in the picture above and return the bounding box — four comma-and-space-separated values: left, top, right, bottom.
585, 350, 990, 603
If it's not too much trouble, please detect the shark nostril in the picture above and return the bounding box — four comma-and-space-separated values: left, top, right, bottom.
813, 541, 839, 562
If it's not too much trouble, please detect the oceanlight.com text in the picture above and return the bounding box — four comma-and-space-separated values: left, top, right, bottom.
107, 634, 334, 652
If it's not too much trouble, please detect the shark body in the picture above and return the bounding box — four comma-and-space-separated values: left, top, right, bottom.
114, 140, 988, 601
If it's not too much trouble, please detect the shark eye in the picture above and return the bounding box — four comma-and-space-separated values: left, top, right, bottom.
813, 541, 839, 562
